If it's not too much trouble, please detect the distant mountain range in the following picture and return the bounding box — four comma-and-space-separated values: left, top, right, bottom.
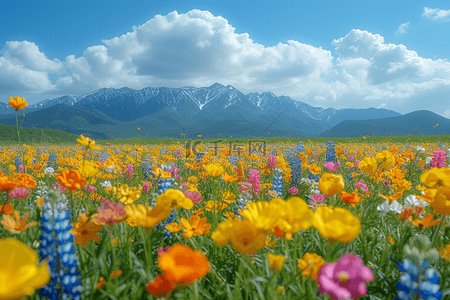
0, 83, 444, 139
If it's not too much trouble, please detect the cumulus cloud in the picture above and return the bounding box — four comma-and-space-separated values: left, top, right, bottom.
395, 22, 409, 35
0, 9, 449, 116
423, 7, 450, 21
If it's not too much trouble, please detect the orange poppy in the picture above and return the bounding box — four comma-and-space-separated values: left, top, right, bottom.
0, 203, 14, 214
221, 173, 239, 183
8, 96, 28, 110
70, 213, 102, 247
378, 192, 403, 202
158, 244, 210, 285
146, 274, 176, 298
408, 214, 441, 231
0, 176, 20, 192
398, 206, 424, 222
96, 270, 123, 289
1, 211, 37, 234
340, 190, 360, 205
55, 169, 86, 191
17, 174, 37, 189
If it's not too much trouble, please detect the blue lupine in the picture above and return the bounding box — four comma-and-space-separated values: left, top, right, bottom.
196, 152, 204, 163
32, 157, 37, 164
160, 147, 166, 155
286, 145, 302, 187
48, 153, 57, 168
228, 154, 238, 166
39, 190, 82, 300
100, 151, 109, 161
308, 170, 320, 182
271, 168, 284, 197
325, 140, 336, 163
14, 155, 22, 169
395, 258, 443, 300
158, 178, 174, 194
272, 147, 277, 156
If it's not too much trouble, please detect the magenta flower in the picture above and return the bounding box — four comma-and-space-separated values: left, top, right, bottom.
183, 191, 203, 204
170, 166, 180, 177
354, 159, 360, 168
157, 246, 171, 256
309, 193, 326, 204
181, 183, 189, 190
317, 253, 374, 300
289, 187, 299, 195
248, 169, 261, 197
99, 157, 105, 163
8, 186, 30, 199
267, 154, 277, 169
93, 198, 127, 225
354, 182, 368, 193
18, 164, 24, 174
324, 160, 340, 171
84, 185, 97, 193
383, 180, 389, 186
142, 183, 150, 193
348, 154, 354, 160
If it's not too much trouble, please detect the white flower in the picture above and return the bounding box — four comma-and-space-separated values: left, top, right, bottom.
425, 157, 432, 165
416, 146, 425, 153
101, 181, 112, 188
404, 195, 419, 207
389, 201, 403, 214
418, 200, 429, 208
377, 201, 391, 217
44, 167, 55, 174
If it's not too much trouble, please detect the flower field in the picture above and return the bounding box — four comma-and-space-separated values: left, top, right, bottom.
1, 97, 450, 300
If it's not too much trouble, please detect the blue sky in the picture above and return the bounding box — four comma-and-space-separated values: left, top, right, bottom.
1, 0, 449, 117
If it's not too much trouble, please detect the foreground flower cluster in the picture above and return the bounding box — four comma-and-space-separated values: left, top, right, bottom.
0, 96, 449, 299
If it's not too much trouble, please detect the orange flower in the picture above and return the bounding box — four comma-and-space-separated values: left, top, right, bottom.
439, 244, 450, 262
340, 190, 360, 205
96, 270, 123, 289
1, 211, 37, 234
222, 173, 239, 183
388, 236, 395, 244
158, 244, 210, 284
8, 96, 28, 110
0, 203, 14, 214
398, 206, 424, 222
55, 169, 86, 191
0, 176, 20, 192
378, 192, 403, 202
408, 214, 441, 230
180, 215, 211, 238
17, 173, 37, 189
146, 274, 176, 298
70, 213, 102, 247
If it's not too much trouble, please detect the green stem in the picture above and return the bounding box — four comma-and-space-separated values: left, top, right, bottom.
431, 215, 446, 248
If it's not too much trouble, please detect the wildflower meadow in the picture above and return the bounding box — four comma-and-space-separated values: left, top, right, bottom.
1, 96, 450, 300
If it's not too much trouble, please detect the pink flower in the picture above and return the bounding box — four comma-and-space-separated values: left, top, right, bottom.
99, 157, 105, 163
248, 169, 261, 197
324, 160, 340, 171
170, 166, 180, 176
59, 186, 66, 193
354, 159, 359, 168
267, 154, 277, 169
142, 183, 150, 193
183, 191, 203, 204
93, 199, 127, 225
289, 187, 299, 195
354, 182, 368, 193
383, 180, 389, 186
317, 253, 374, 300
181, 183, 189, 190
19, 164, 24, 174
8, 186, 30, 199
157, 246, 171, 256
309, 193, 326, 204
84, 185, 97, 193
176, 175, 182, 181
348, 154, 354, 160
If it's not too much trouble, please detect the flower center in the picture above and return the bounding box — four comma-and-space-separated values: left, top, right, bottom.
337, 271, 349, 283
69, 179, 74, 184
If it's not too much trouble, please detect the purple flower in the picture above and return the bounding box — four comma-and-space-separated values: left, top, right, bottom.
317, 253, 374, 300
142, 183, 150, 193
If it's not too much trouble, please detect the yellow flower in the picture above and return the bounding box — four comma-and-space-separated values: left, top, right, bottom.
203, 163, 224, 177
297, 252, 325, 280
275, 197, 313, 233
211, 219, 238, 246
358, 156, 377, 176
124, 204, 172, 229
0, 238, 50, 299
114, 184, 141, 204
8, 96, 28, 110
239, 200, 282, 233
223, 212, 237, 219
165, 222, 183, 233
318, 173, 345, 196
267, 253, 286, 271
204, 200, 228, 212
313, 206, 361, 243
78, 161, 99, 178
439, 244, 450, 262
277, 286, 285, 293
376, 150, 395, 170
432, 186, 450, 215
229, 219, 267, 255
77, 134, 102, 151
420, 168, 450, 188
180, 215, 212, 238
156, 189, 193, 210
308, 163, 322, 175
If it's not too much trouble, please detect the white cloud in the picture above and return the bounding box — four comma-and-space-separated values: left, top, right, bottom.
377, 103, 386, 108
0, 10, 449, 116
423, 7, 450, 21
395, 22, 409, 35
